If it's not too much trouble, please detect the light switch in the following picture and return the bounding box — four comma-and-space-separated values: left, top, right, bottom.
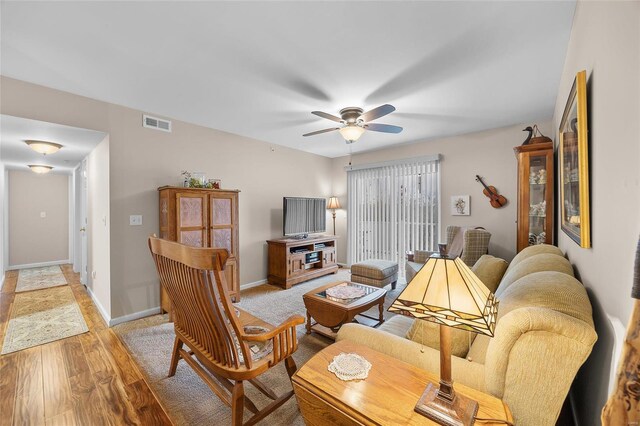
129, 215, 143, 226
40, 211, 46, 218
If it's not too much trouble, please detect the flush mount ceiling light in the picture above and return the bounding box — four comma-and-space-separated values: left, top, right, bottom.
28, 165, 53, 174
25, 140, 63, 155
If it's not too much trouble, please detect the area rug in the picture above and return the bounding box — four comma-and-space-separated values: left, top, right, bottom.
15, 265, 68, 292
1, 285, 89, 354
114, 269, 406, 425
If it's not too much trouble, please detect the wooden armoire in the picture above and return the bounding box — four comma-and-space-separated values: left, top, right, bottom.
158, 186, 240, 311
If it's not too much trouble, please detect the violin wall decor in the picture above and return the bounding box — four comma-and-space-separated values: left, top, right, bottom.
475, 175, 508, 209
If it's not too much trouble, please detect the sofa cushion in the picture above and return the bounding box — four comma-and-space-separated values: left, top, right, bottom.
472, 255, 508, 293
506, 244, 563, 273
498, 271, 594, 327
351, 259, 398, 280
406, 318, 476, 358
496, 253, 573, 297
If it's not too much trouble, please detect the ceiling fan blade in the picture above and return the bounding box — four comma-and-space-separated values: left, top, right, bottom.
365, 123, 403, 134
361, 104, 396, 122
312, 111, 343, 123
303, 127, 340, 137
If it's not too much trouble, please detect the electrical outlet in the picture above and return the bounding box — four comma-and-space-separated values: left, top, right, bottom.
92, 271, 97, 279
40, 211, 46, 218
129, 215, 143, 226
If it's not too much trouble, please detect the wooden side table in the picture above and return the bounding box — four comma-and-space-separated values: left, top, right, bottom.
292, 340, 513, 425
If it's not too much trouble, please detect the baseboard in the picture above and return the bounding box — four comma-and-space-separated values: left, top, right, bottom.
0, 272, 4, 291
337, 262, 349, 269
85, 285, 111, 326
240, 279, 268, 290
9, 259, 70, 270
109, 307, 162, 327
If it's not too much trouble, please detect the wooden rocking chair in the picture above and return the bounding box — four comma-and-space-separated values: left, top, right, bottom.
148, 237, 305, 425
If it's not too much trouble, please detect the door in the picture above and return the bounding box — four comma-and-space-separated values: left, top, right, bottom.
289, 253, 305, 275
176, 192, 208, 247
210, 193, 238, 295
80, 160, 88, 285
209, 193, 237, 255
323, 248, 336, 267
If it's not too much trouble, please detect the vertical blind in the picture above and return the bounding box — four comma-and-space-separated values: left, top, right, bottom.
347, 156, 440, 271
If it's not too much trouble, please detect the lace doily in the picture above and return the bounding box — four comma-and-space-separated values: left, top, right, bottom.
328, 353, 372, 381
326, 284, 366, 300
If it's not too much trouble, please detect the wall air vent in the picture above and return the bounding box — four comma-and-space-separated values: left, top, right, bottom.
142, 114, 172, 133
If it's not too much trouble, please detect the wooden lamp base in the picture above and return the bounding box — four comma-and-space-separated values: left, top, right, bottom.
415, 383, 479, 426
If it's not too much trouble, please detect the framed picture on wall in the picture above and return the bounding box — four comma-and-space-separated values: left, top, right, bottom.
559, 70, 591, 248
451, 195, 470, 216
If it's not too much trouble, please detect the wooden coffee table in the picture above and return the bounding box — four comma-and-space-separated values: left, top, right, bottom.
303, 281, 386, 339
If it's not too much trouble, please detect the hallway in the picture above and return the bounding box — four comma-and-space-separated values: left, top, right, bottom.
0, 265, 171, 425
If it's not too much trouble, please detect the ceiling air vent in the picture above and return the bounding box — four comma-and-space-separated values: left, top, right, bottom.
142, 114, 172, 133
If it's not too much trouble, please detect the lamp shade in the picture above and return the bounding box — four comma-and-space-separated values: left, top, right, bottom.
327, 196, 341, 210
25, 140, 63, 155
389, 254, 498, 337
339, 124, 365, 143
28, 165, 54, 174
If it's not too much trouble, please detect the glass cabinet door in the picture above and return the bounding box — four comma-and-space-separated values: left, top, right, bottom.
527, 154, 548, 246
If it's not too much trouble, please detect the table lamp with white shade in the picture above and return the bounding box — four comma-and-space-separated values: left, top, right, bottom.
389, 244, 498, 426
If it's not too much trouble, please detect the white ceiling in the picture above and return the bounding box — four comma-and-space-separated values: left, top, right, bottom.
0, 1, 575, 158
1, 115, 107, 174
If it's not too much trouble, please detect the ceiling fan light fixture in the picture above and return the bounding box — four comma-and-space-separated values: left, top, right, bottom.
28, 164, 53, 174
339, 125, 365, 143
25, 140, 63, 155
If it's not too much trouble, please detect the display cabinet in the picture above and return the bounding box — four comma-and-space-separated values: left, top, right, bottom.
513, 142, 554, 252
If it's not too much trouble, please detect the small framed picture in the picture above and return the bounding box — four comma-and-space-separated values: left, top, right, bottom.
451, 195, 470, 216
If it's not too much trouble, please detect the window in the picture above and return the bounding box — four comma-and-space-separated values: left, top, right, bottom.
346, 155, 440, 272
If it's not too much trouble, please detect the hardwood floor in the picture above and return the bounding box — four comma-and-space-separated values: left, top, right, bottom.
0, 265, 172, 426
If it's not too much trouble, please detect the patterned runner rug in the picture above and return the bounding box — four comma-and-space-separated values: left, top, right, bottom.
15, 265, 68, 292
1, 285, 89, 354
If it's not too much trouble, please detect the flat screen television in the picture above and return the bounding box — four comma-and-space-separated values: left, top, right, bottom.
283, 197, 326, 237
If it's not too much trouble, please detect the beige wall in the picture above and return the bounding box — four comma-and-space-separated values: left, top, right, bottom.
551, 1, 640, 424
330, 122, 551, 264
87, 136, 111, 318
8, 170, 69, 266
0, 165, 5, 283
0, 76, 333, 319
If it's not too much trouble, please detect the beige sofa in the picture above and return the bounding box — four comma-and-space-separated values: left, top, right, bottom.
337, 244, 597, 426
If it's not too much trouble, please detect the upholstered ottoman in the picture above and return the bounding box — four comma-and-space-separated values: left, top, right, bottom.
351, 260, 399, 289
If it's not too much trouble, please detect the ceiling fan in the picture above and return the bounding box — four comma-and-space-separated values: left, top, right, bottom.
303, 104, 403, 144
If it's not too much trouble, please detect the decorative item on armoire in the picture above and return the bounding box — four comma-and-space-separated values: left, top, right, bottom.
602, 236, 640, 425
521, 124, 552, 146
559, 70, 591, 248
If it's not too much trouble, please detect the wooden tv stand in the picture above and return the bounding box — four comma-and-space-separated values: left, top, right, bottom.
267, 235, 338, 289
